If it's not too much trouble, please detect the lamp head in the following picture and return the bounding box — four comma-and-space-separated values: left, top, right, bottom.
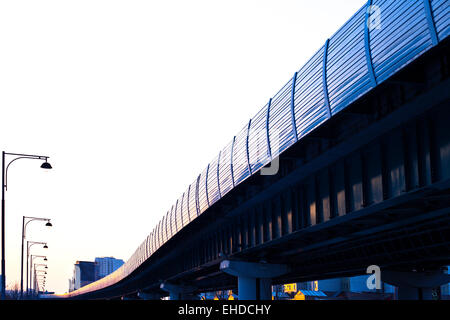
43, 244, 48, 249
45, 221, 52, 227
40, 161, 52, 169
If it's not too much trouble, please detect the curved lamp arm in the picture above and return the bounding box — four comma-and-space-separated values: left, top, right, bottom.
28, 241, 48, 251
4, 153, 50, 190
24, 217, 52, 238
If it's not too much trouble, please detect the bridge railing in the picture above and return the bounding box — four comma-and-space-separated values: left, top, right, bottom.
65, 0, 448, 298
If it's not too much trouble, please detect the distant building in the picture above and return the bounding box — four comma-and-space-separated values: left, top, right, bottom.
68, 257, 125, 292
69, 261, 97, 292
68, 278, 74, 292
95, 257, 124, 280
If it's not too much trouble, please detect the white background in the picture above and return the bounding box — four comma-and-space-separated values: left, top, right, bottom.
0, 0, 364, 294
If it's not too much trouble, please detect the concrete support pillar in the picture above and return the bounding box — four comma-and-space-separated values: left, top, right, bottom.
160, 282, 198, 300
220, 260, 289, 300
382, 270, 450, 300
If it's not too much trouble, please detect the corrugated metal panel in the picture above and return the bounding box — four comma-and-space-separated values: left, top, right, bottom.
198, 166, 209, 214
144, 236, 148, 259
159, 218, 164, 247
149, 232, 153, 256
177, 196, 184, 230
167, 212, 172, 242
327, 5, 372, 115
147, 233, 153, 258
207, 154, 221, 206
181, 191, 190, 227
175, 198, 182, 232
174, 201, 180, 233
144, 239, 148, 258
164, 211, 170, 242
156, 221, 161, 249
153, 228, 157, 252
158, 220, 162, 249
218, 139, 235, 196
144, 237, 148, 260
169, 205, 175, 238
431, 0, 450, 41
152, 229, 156, 253
146, 234, 150, 258
154, 228, 157, 252
248, 102, 270, 173
233, 123, 251, 185
149, 231, 153, 256
142, 241, 146, 261
166, 208, 172, 240
268, 78, 296, 158
188, 178, 199, 221
150, 230, 153, 255
161, 214, 167, 244
371, 0, 433, 83
293, 47, 328, 138
147, 235, 150, 257
158, 217, 164, 249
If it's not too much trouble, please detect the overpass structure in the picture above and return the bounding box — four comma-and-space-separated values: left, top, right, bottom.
63, 0, 449, 300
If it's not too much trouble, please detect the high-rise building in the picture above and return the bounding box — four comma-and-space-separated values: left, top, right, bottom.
69, 261, 96, 292
95, 257, 124, 280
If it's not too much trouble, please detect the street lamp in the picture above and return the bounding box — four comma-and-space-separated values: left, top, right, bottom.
26, 242, 47, 295
21, 216, 52, 298
1, 151, 52, 300
33, 264, 47, 294
30, 256, 47, 295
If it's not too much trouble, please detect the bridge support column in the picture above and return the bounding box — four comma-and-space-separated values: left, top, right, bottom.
220, 260, 289, 300
382, 270, 450, 300
160, 282, 198, 300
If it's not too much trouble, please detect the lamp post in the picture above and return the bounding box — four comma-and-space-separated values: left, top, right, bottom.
21, 217, 51, 298
35, 274, 46, 291
33, 264, 47, 294
36, 273, 46, 289
26, 242, 47, 296
30, 257, 47, 296
1, 151, 52, 299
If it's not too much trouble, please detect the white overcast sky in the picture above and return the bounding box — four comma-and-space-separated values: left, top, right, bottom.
0, 0, 365, 294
